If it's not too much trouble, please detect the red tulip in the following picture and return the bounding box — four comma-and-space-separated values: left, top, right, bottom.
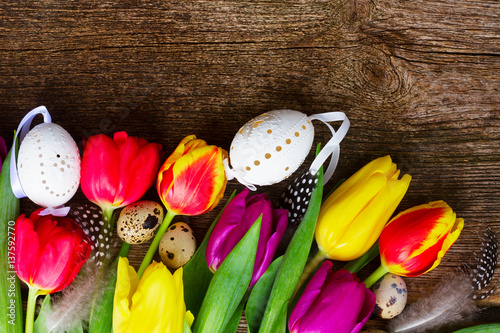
157, 135, 227, 216
81, 131, 162, 211
13, 208, 92, 294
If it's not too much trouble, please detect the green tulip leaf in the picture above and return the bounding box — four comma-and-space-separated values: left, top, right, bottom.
33, 294, 51, 333
221, 297, 246, 333
183, 190, 236, 318
258, 152, 324, 333
88, 257, 119, 333
34, 294, 83, 333
193, 216, 262, 333
451, 324, 500, 333
245, 255, 284, 333
0, 143, 23, 333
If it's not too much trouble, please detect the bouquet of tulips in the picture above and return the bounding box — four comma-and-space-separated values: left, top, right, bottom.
0, 108, 497, 333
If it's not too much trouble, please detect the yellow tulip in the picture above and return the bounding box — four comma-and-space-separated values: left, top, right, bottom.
315, 155, 411, 261
113, 257, 191, 333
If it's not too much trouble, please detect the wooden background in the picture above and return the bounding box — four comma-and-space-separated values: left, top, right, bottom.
0, 0, 498, 331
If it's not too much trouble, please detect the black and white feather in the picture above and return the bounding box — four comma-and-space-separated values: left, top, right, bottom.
275, 170, 318, 255
388, 227, 498, 333
279, 170, 318, 225
69, 203, 114, 265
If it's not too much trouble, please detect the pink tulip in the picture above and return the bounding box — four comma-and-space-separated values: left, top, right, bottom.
206, 188, 288, 286
289, 261, 375, 333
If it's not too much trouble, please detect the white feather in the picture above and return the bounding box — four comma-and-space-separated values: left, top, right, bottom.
44, 259, 108, 333
388, 273, 478, 333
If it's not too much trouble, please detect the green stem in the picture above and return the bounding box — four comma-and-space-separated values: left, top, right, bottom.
25, 286, 40, 333
342, 241, 380, 274
363, 265, 389, 288
118, 242, 131, 258
292, 250, 326, 301
102, 206, 115, 231
137, 210, 176, 278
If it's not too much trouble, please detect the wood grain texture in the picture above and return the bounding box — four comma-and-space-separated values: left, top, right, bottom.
0, 0, 498, 331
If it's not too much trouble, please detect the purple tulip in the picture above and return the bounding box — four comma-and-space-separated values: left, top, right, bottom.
206, 188, 288, 286
0, 136, 7, 171
289, 261, 376, 333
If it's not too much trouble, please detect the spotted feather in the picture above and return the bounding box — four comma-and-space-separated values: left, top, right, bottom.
69, 203, 113, 265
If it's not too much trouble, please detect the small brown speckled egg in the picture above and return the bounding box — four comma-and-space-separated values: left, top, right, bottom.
372, 273, 407, 319
117, 201, 164, 244
159, 222, 196, 269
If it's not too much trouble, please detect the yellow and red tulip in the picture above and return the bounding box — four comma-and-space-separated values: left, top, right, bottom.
379, 200, 464, 277
315, 155, 411, 261
364, 201, 464, 288
138, 135, 227, 277
113, 257, 193, 333
157, 135, 227, 216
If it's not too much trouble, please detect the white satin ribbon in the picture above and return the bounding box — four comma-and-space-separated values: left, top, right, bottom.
10, 106, 52, 199
308, 111, 350, 185
223, 158, 257, 191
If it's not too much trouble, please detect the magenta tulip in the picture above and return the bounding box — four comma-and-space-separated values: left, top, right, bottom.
206, 188, 288, 286
289, 261, 375, 333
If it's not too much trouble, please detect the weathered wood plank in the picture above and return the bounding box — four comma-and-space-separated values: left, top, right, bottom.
0, 0, 498, 331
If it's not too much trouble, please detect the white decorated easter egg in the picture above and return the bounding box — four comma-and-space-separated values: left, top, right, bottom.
159, 222, 196, 269
229, 110, 314, 186
17, 122, 81, 208
373, 273, 407, 319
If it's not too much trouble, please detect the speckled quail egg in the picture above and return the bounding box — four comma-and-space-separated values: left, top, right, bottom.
117, 201, 164, 244
159, 222, 196, 269
372, 273, 407, 319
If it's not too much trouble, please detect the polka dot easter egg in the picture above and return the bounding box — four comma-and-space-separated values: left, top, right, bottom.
373, 273, 407, 319
117, 201, 164, 244
227, 110, 314, 187
159, 222, 196, 269
17, 122, 80, 208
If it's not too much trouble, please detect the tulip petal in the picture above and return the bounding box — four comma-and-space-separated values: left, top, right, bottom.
116, 140, 161, 207
252, 207, 288, 286
14, 215, 40, 286
380, 201, 464, 277
113, 257, 139, 333
331, 173, 411, 261
322, 155, 394, 207
289, 260, 332, 332
81, 134, 120, 207
351, 286, 376, 333
127, 261, 185, 333
31, 230, 77, 292
165, 145, 226, 216
316, 171, 389, 255
206, 189, 249, 271
296, 270, 372, 333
